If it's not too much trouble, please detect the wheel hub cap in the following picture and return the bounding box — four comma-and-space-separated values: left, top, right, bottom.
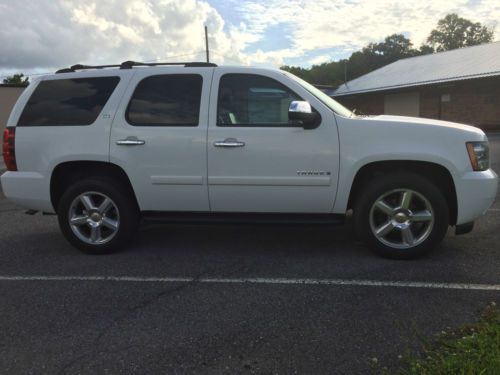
68, 192, 120, 245
369, 189, 435, 249
394, 211, 408, 223
90, 212, 102, 222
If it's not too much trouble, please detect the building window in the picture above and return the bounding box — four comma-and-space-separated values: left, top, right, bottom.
441, 94, 451, 103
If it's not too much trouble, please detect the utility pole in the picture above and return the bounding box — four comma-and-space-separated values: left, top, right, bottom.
204, 25, 210, 63
344, 60, 348, 86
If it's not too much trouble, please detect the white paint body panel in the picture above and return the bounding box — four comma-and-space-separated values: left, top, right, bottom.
109, 67, 212, 212
207, 68, 339, 213
1, 70, 133, 213
1, 66, 497, 226
332, 114, 498, 224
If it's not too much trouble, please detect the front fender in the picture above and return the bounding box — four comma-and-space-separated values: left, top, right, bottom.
332, 115, 480, 213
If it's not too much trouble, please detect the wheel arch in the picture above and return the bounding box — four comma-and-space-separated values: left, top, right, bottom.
50, 160, 139, 212
346, 160, 458, 225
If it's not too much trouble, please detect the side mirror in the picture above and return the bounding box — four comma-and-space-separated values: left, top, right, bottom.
288, 101, 319, 129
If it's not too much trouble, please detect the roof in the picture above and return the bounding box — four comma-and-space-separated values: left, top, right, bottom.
0, 84, 27, 88
333, 41, 500, 96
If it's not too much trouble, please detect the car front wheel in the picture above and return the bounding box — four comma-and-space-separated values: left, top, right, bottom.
354, 173, 449, 259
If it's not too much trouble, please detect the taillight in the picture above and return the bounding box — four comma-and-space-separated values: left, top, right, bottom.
2, 127, 17, 171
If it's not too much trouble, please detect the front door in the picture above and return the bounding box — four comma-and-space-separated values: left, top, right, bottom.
110, 67, 213, 211
207, 69, 339, 213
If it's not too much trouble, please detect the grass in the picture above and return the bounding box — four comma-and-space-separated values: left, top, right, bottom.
403, 302, 500, 375
374, 302, 500, 374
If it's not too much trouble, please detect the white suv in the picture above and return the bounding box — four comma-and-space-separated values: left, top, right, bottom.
1, 61, 498, 258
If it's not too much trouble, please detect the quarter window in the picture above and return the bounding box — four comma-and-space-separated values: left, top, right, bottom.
217, 74, 302, 127
127, 74, 202, 126
18, 77, 120, 126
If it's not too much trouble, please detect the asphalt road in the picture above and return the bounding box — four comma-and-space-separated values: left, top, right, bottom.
0, 133, 499, 374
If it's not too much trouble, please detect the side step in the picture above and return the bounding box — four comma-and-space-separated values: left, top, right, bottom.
25, 210, 56, 216
142, 212, 346, 226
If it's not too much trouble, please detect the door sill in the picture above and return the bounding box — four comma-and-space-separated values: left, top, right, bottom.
141, 211, 345, 225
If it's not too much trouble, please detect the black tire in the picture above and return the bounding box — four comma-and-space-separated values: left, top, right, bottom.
57, 178, 140, 254
354, 173, 449, 259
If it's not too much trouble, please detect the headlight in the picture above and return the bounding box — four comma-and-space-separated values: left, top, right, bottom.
466, 142, 490, 171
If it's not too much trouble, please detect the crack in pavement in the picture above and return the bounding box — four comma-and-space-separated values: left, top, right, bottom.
55, 268, 213, 375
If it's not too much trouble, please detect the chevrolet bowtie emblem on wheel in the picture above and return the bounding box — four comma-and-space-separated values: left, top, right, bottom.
297, 170, 331, 176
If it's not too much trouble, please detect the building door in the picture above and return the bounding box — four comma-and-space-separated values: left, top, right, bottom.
384, 92, 420, 117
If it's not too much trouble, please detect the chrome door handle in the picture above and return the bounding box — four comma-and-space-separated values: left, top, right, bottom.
214, 138, 245, 148
116, 137, 145, 146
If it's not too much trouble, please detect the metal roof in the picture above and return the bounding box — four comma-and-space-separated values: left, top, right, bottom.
333, 41, 500, 96
0, 84, 27, 88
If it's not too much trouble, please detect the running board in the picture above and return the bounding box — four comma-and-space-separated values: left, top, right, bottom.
142, 212, 345, 225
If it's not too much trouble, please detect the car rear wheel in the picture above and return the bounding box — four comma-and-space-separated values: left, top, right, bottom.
57, 178, 139, 254
354, 173, 449, 259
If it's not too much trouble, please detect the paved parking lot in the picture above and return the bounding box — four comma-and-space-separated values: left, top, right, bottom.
0, 133, 499, 374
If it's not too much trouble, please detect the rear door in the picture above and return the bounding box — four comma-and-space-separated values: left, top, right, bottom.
207, 68, 340, 213
110, 67, 213, 211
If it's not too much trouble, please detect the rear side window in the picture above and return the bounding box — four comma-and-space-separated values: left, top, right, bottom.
126, 74, 202, 126
18, 77, 120, 126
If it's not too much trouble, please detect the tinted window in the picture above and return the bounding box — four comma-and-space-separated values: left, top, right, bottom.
18, 77, 120, 126
217, 74, 302, 126
127, 74, 202, 126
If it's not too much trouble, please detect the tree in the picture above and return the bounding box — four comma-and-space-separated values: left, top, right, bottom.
349, 34, 423, 77
281, 34, 425, 86
366, 34, 420, 64
418, 44, 435, 55
2, 73, 29, 86
427, 13, 494, 51
281, 14, 493, 86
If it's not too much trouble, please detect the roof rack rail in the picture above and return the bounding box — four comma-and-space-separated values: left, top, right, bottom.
120, 61, 217, 69
56, 64, 122, 74
56, 61, 217, 73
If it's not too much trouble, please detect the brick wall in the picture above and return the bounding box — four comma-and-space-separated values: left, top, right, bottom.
334, 76, 500, 131
421, 77, 500, 130
336, 93, 384, 115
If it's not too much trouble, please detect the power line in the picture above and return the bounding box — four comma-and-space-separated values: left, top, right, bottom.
144, 51, 205, 63
210, 50, 243, 65
0, 51, 208, 80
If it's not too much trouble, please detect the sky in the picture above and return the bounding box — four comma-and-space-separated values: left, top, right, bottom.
0, 0, 499, 79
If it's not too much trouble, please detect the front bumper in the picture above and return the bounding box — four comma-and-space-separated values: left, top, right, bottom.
455, 169, 498, 225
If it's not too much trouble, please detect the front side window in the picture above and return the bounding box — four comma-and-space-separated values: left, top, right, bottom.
217, 74, 302, 127
127, 74, 202, 126
18, 77, 120, 126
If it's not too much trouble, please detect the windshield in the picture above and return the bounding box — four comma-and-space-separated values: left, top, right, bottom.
282, 71, 354, 118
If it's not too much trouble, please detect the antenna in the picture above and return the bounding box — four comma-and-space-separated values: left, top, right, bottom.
205, 25, 210, 63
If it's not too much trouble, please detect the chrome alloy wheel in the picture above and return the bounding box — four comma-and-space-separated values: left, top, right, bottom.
369, 189, 434, 249
68, 192, 120, 245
